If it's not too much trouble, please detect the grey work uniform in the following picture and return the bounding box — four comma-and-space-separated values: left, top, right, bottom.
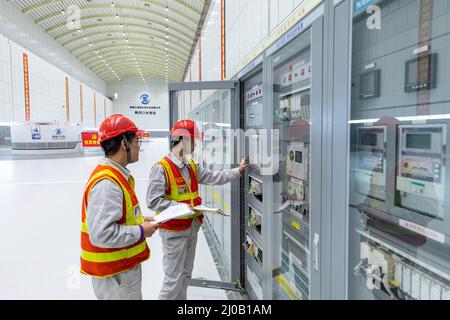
87, 158, 144, 300
147, 152, 241, 300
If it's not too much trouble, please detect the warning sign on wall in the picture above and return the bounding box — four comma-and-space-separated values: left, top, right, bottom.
81, 132, 100, 148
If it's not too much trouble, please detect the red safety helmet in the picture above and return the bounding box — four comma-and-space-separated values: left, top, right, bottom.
170, 119, 202, 141
98, 114, 144, 143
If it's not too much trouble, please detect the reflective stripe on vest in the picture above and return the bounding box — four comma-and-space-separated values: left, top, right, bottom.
81, 240, 148, 263
80, 164, 150, 278
155, 157, 203, 231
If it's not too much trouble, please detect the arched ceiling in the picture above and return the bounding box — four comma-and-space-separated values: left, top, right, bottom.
10, 0, 211, 83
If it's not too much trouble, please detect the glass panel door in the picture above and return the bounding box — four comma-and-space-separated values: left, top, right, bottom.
271, 29, 313, 300
174, 86, 237, 282
348, 0, 450, 300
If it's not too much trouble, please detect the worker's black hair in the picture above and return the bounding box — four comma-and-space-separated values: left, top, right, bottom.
170, 136, 182, 150
101, 132, 136, 156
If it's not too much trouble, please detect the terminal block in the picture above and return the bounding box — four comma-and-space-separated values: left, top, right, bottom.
244, 234, 263, 265
248, 206, 262, 234
355, 240, 450, 300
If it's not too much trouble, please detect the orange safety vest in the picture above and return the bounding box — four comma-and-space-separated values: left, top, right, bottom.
156, 157, 203, 231
80, 164, 150, 278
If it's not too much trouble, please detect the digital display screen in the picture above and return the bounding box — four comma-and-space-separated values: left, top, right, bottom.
295, 151, 303, 164
406, 134, 431, 150
408, 56, 430, 83
361, 73, 375, 92
360, 133, 377, 146
359, 69, 380, 98
405, 54, 437, 91
407, 60, 419, 83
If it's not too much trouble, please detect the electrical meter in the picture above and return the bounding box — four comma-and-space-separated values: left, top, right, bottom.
287, 177, 306, 201
286, 142, 309, 181
355, 126, 387, 201
359, 69, 381, 99
405, 53, 437, 92
246, 101, 264, 126
396, 125, 446, 219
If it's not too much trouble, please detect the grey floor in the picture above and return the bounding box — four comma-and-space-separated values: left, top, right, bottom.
0, 138, 228, 300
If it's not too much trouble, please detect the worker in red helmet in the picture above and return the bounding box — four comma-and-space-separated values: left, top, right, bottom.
80, 114, 160, 300
146, 119, 248, 300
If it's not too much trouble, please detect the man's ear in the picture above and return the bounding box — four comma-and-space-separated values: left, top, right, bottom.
121, 138, 127, 151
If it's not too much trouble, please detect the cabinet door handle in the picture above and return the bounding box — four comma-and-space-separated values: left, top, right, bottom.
313, 233, 320, 272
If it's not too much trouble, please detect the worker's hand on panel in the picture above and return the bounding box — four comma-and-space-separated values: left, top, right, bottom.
239, 157, 250, 174
142, 221, 160, 238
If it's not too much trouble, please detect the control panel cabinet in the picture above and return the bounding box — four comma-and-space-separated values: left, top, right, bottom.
348, 0, 450, 300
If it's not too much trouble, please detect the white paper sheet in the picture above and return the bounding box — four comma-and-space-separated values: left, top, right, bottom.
153, 204, 194, 223
194, 205, 229, 216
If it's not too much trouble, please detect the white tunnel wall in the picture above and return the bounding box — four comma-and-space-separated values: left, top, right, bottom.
0, 1, 112, 127
180, 0, 310, 118
0, 32, 112, 127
